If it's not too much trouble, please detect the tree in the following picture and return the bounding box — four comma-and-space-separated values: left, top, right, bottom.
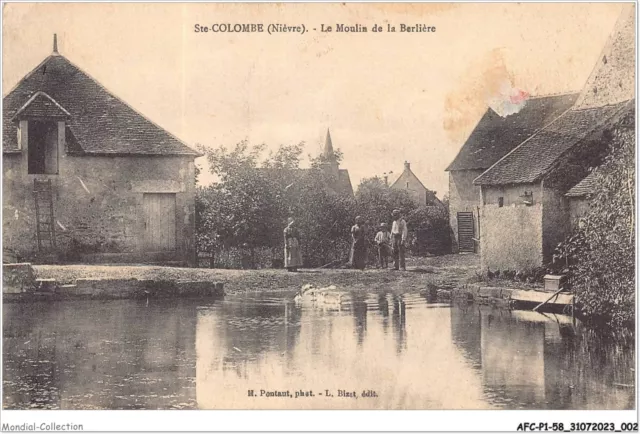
552, 109, 635, 328
195, 141, 356, 267
354, 176, 417, 226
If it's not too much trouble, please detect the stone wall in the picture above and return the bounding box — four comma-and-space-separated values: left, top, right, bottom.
479, 199, 543, 271
573, 5, 635, 110
3, 152, 196, 265
448, 169, 482, 253
482, 182, 540, 207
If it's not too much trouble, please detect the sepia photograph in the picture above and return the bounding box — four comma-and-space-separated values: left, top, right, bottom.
1, 1, 637, 431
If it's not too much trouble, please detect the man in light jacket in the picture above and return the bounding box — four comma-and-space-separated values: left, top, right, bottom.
391, 209, 407, 271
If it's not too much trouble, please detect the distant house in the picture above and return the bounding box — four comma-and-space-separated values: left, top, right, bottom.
446, 93, 579, 253
3, 36, 200, 265
473, 5, 635, 271
390, 161, 443, 208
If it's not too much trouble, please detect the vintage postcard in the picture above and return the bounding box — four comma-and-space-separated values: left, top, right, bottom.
1, 1, 637, 432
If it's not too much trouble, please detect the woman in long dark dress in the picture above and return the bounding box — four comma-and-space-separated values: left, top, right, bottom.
284, 218, 303, 272
350, 216, 367, 270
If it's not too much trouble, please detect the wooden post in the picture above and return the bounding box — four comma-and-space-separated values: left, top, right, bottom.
533, 288, 565, 312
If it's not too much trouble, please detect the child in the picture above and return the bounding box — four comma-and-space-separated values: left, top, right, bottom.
374, 223, 391, 269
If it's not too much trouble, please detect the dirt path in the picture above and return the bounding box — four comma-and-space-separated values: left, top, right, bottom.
33, 254, 479, 295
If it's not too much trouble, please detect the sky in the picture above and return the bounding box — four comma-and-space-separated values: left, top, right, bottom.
2, 3, 626, 198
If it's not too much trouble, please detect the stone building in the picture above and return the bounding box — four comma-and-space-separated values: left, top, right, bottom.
473, 5, 635, 271
3, 36, 200, 265
389, 161, 442, 207
446, 93, 578, 253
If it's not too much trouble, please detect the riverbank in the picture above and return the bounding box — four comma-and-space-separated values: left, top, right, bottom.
4, 254, 479, 301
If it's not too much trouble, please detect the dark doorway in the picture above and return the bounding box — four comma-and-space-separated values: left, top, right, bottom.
28, 121, 58, 175
457, 211, 475, 253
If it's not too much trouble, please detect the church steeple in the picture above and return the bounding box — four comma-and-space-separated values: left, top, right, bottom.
321, 128, 339, 179
323, 128, 336, 161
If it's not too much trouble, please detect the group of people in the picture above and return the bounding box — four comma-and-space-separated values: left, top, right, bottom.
282, 209, 408, 272
350, 209, 407, 271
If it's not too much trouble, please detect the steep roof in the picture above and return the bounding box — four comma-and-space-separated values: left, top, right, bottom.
573, 5, 635, 110
390, 163, 427, 191
565, 171, 598, 197
336, 169, 354, 197
474, 6, 635, 187
446, 93, 579, 171
474, 100, 632, 185
323, 128, 335, 160
3, 52, 199, 156
256, 166, 354, 197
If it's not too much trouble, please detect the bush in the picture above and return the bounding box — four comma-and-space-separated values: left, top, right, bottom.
551, 110, 635, 328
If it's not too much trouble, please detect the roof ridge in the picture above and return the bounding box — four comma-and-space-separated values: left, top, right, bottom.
58, 55, 200, 156
526, 91, 580, 100
473, 105, 575, 185
12, 90, 71, 120
475, 99, 633, 186
540, 99, 634, 181
446, 91, 580, 172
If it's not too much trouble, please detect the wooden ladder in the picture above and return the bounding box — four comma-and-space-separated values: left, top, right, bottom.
33, 179, 56, 251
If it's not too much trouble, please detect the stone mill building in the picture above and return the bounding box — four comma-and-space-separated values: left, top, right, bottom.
3, 36, 200, 265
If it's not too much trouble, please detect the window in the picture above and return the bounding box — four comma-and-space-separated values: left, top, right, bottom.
406, 182, 409, 189
28, 121, 58, 175
498, 197, 504, 207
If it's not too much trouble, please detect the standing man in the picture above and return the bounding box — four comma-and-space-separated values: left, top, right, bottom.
391, 209, 407, 271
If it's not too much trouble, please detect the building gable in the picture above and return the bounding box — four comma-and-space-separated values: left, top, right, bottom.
12, 91, 71, 120
573, 5, 635, 110
474, 6, 635, 187
446, 93, 579, 172
3, 51, 199, 157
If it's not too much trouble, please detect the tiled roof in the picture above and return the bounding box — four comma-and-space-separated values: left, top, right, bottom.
3, 54, 199, 156
446, 93, 579, 171
566, 171, 598, 197
336, 169, 354, 197
12, 91, 70, 120
256, 167, 354, 197
473, 100, 632, 185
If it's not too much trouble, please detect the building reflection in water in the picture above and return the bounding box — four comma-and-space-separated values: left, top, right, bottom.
450, 305, 635, 409
195, 291, 490, 410
3, 299, 198, 409
3, 293, 634, 410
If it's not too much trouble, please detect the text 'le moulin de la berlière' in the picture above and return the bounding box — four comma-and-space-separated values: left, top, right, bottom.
194, 23, 436, 34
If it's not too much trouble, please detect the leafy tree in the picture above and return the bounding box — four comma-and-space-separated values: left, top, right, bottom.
552, 109, 635, 328
354, 176, 417, 226
196, 141, 356, 267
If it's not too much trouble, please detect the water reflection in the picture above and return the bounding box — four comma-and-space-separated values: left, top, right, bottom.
450, 306, 635, 409
3, 293, 635, 410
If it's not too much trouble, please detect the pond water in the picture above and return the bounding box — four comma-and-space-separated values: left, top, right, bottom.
2, 291, 635, 410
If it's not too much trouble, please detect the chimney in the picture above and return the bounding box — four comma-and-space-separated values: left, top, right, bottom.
53, 34, 58, 54
384, 175, 388, 186
404, 161, 410, 171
